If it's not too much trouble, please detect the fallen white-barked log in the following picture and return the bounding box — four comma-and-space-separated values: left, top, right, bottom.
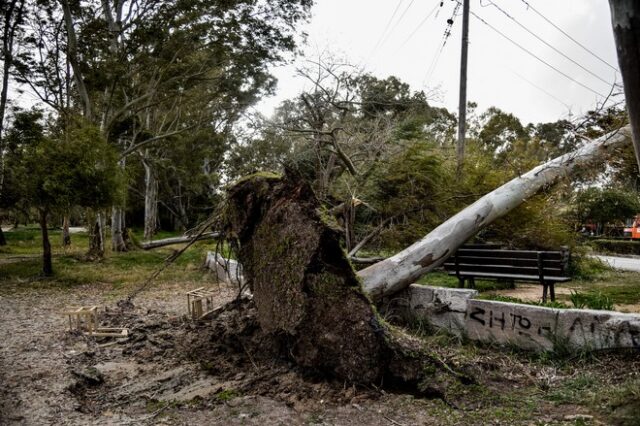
358, 126, 633, 301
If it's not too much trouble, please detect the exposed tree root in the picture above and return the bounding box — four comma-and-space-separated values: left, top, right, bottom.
220, 173, 474, 395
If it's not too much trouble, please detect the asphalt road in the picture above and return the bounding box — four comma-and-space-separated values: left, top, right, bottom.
593, 255, 640, 273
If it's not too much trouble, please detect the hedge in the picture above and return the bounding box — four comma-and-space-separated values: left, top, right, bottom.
590, 239, 640, 255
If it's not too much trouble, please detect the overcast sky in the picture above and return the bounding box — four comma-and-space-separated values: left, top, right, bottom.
257, 0, 621, 125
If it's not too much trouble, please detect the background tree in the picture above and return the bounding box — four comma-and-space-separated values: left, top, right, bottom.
573, 187, 640, 234
3, 110, 118, 275
0, 0, 26, 246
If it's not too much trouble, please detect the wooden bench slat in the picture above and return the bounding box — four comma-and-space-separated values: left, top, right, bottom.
456, 249, 564, 260
444, 256, 564, 268
446, 270, 571, 283
445, 263, 563, 275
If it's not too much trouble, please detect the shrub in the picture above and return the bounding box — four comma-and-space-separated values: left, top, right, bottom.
569, 254, 612, 280
570, 291, 614, 311
590, 239, 640, 255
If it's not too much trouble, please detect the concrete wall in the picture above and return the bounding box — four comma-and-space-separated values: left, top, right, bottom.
205, 252, 244, 286
406, 284, 640, 352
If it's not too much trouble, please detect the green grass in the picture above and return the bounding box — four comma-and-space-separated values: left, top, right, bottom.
545, 373, 598, 404
215, 388, 239, 401
0, 227, 214, 294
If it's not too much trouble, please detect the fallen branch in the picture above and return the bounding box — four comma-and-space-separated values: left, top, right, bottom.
141, 232, 220, 250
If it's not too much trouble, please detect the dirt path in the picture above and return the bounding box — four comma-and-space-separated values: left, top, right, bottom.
1, 278, 639, 425
0, 280, 237, 424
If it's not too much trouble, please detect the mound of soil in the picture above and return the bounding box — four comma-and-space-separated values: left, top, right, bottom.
65, 299, 386, 418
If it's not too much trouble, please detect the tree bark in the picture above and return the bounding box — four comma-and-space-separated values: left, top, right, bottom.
111, 206, 128, 252
62, 215, 71, 246
143, 158, 158, 240
87, 211, 105, 259
0, 0, 25, 198
39, 209, 53, 276
358, 126, 633, 301
60, 0, 92, 120
609, 0, 640, 172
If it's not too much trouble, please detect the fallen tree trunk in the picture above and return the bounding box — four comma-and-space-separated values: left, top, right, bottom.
358, 126, 633, 301
141, 232, 220, 250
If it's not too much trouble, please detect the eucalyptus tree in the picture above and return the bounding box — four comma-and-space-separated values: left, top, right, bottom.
0, 0, 26, 245
12, 0, 312, 250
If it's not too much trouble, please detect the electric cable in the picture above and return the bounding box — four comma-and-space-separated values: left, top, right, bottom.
518, 0, 620, 73
471, 10, 608, 98
485, 1, 614, 87
398, 1, 441, 50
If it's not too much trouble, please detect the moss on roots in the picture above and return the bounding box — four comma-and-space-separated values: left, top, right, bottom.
221, 173, 473, 392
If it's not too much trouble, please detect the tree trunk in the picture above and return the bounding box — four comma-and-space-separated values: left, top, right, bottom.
358, 126, 633, 301
0, 227, 6, 246
143, 159, 158, 240
87, 211, 105, 259
1, 0, 25, 199
111, 206, 128, 252
62, 215, 71, 246
609, 0, 640, 172
39, 209, 53, 276
222, 174, 471, 391
60, 0, 92, 120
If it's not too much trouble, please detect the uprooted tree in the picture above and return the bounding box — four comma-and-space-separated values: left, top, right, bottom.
221, 173, 472, 392
212, 125, 633, 387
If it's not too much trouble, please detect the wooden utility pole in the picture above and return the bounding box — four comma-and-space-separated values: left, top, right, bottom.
456, 0, 470, 173
609, 0, 640, 172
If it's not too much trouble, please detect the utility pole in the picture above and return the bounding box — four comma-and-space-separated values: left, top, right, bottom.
608, 0, 640, 173
457, 0, 470, 173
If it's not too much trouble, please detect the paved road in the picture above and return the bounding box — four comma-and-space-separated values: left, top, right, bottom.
593, 255, 640, 273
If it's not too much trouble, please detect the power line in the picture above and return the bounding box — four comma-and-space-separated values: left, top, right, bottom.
379, 0, 417, 49
518, 0, 620, 74
368, 0, 406, 60
507, 68, 572, 110
398, 1, 441, 50
470, 11, 608, 98
485, 1, 614, 88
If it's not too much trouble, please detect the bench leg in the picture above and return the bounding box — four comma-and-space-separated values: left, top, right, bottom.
549, 283, 555, 302
458, 277, 465, 288
542, 283, 548, 303
468, 277, 476, 289
509, 279, 515, 289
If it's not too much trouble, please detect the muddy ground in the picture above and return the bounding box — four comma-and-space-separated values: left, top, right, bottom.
1, 276, 639, 425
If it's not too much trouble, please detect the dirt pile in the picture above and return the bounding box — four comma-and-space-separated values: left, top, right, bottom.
65, 299, 390, 418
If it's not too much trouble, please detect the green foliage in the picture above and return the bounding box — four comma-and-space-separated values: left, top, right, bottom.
569, 291, 614, 311
568, 254, 611, 280
7, 113, 119, 213
572, 187, 640, 225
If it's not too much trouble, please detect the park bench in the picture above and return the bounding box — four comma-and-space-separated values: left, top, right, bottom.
443, 246, 571, 302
